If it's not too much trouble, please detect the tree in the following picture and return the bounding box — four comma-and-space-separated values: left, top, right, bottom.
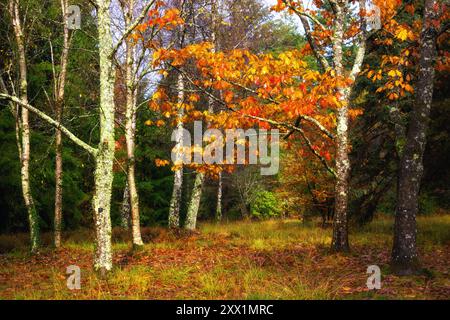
5, 0, 40, 253
183, 0, 277, 230
271, 0, 402, 252
0, 0, 160, 274
168, 72, 185, 228
156, 0, 377, 252
122, 0, 144, 248
391, 0, 446, 275
52, 0, 72, 248
184, 0, 219, 231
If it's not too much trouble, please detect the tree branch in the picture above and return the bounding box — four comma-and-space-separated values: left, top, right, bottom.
175, 66, 336, 177
349, 0, 368, 81
224, 78, 335, 139
0, 93, 98, 156
109, 0, 157, 59
175, 67, 334, 140
297, 125, 337, 177
282, 0, 330, 70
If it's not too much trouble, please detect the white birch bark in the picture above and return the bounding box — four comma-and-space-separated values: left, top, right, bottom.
120, 181, 130, 229
168, 74, 185, 228
2, 0, 126, 272
8, 0, 40, 253
124, 0, 144, 248
92, 0, 116, 275
330, 0, 367, 252
185, 171, 205, 230
331, 2, 350, 252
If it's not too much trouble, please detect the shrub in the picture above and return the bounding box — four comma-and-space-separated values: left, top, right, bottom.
250, 191, 281, 220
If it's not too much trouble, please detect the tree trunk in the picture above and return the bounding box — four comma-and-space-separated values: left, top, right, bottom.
184, 2, 219, 230
185, 172, 205, 230
54, 104, 63, 248
215, 171, 222, 222
54, 0, 71, 248
391, 0, 439, 275
92, 0, 115, 275
120, 181, 130, 229
168, 74, 185, 228
9, 0, 40, 253
124, 0, 143, 248
331, 3, 350, 252
184, 93, 216, 230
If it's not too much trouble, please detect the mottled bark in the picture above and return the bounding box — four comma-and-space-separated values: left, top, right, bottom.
185, 172, 205, 230
215, 171, 222, 222
54, 0, 71, 248
391, 0, 439, 275
330, 0, 368, 252
331, 2, 350, 252
168, 74, 185, 228
389, 105, 407, 156
124, 0, 143, 248
93, 0, 115, 275
184, 93, 216, 229
120, 181, 130, 229
8, 0, 40, 253
54, 106, 63, 248
2, 0, 118, 272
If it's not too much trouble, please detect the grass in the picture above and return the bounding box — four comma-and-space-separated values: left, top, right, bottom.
0, 214, 449, 300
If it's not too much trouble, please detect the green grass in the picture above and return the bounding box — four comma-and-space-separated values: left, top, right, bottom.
0, 214, 449, 300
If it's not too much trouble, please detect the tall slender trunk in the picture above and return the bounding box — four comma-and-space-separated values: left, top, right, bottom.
331, 2, 350, 252
54, 0, 70, 248
168, 74, 185, 228
54, 106, 63, 248
391, 0, 439, 275
184, 1, 219, 230
124, 0, 143, 248
120, 181, 130, 229
215, 171, 222, 221
93, 0, 115, 275
9, 0, 39, 253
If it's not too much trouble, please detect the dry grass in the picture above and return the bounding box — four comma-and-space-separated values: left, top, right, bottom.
0, 214, 449, 300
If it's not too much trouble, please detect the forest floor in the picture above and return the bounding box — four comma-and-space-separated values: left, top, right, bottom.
0, 214, 449, 300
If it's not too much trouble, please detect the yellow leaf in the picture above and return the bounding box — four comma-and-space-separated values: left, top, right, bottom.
396, 28, 408, 41
388, 70, 397, 77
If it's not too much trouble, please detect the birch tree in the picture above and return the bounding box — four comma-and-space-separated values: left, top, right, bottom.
6, 0, 40, 253
184, 0, 217, 230
121, 0, 144, 248
116, 0, 183, 242
168, 73, 185, 228
80, 0, 116, 274
274, 0, 371, 252
120, 181, 131, 228
52, 0, 72, 248
1, 0, 155, 274
215, 171, 222, 221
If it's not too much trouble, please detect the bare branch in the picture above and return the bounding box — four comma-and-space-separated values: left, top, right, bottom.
110, 0, 157, 59
282, 0, 330, 70
0, 93, 98, 156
